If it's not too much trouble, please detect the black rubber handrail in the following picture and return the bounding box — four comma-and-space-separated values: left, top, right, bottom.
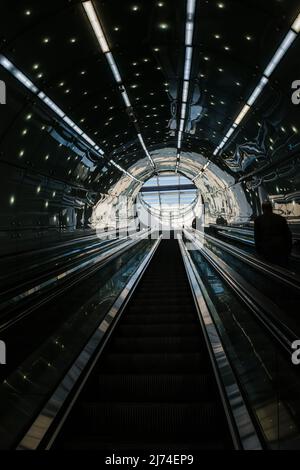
196, 230, 300, 291
184, 229, 296, 357
0, 232, 152, 334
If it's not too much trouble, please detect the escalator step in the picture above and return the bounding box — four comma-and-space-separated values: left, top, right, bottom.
61, 436, 229, 451
100, 353, 209, 373
53, 240, 233, 451
96, 374, 213, 402
124, 313, 197, 325
116, 324, 200, 337
134, 291, 194, 305
77, 402, 224, 438
109, 336, 203, 353
136, 286, 190, 294
127, 305, 196, 314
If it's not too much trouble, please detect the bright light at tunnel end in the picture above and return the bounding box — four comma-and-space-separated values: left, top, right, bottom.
92, 194, 205, 247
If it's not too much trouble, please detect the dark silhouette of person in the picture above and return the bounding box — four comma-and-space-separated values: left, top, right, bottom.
254, 201, 292, 267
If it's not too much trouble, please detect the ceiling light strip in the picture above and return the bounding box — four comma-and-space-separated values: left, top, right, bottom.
0, 54, 105, 156
192, 161, 211, 181
82, 1, 110, 52
176, 0, 196, 160
177, 0, 197, 168
214, 11, 300, 156
110, 160, 141, 182
82, 0, 155, 169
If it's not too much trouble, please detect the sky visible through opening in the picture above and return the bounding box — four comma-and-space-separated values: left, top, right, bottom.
140, 173, 198, 216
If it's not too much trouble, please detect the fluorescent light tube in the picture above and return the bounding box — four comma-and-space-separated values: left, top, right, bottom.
247, 76, 268, 106
225, 127, 235, 139
187, 0, 196, 16
292, 13, 300, 33
0, 55, 39, 93
178, 131, 183, 148
121, 90, 131, 107
38, 93, 65, 118
138, 133, 146, 150
234, 104, 251, 125
63, 116, 76, 128
181, 103, 187, 119
264, 30, 297, 77
106, 52, 122, 83
182, 81, 189, 103
72, 124, 84, 135
184, 47, 193, 80
185, 21, 194, 46
82, 133, 95, 146
83, 1, 110, 53
137, 134, 155, 167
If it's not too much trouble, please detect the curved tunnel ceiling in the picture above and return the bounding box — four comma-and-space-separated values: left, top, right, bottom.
0, 0, 300, 242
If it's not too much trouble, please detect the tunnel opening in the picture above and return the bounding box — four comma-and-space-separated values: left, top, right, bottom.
137, 172, 202, 232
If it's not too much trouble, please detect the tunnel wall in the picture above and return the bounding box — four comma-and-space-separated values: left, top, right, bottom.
0, 72, 118, 255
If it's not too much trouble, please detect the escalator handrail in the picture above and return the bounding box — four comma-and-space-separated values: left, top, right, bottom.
0, 235, 129, 297
178, 237, 263, 450
16, 236, 162, 450
184, 229, 295, 356
193, 229, 300, 290
0, 230, 153, 334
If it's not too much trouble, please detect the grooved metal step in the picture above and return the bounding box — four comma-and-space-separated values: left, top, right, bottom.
100, 353, 209, 373
96, 374, 213, 402
109, 336, 203, 353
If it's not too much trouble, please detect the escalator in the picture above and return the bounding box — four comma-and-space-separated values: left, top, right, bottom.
54, 239, 234, 450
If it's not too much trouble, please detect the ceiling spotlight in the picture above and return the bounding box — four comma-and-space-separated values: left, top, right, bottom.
217, 2, 225, 8
159, 23, 169, 30
132, 5, 140, 11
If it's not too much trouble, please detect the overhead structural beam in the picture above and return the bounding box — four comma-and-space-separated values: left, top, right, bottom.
141, 184, 196, 193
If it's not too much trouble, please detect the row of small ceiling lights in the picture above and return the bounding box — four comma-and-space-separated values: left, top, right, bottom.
0, 60, 140, 183
0, 54, 141, 183
82, 1, 155, 170
0, 55, 106, 155
175, 0, 197, 174
213, 11, 300, 156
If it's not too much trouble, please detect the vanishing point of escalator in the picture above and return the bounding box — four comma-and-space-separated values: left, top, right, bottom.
55, 239, 233, 450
